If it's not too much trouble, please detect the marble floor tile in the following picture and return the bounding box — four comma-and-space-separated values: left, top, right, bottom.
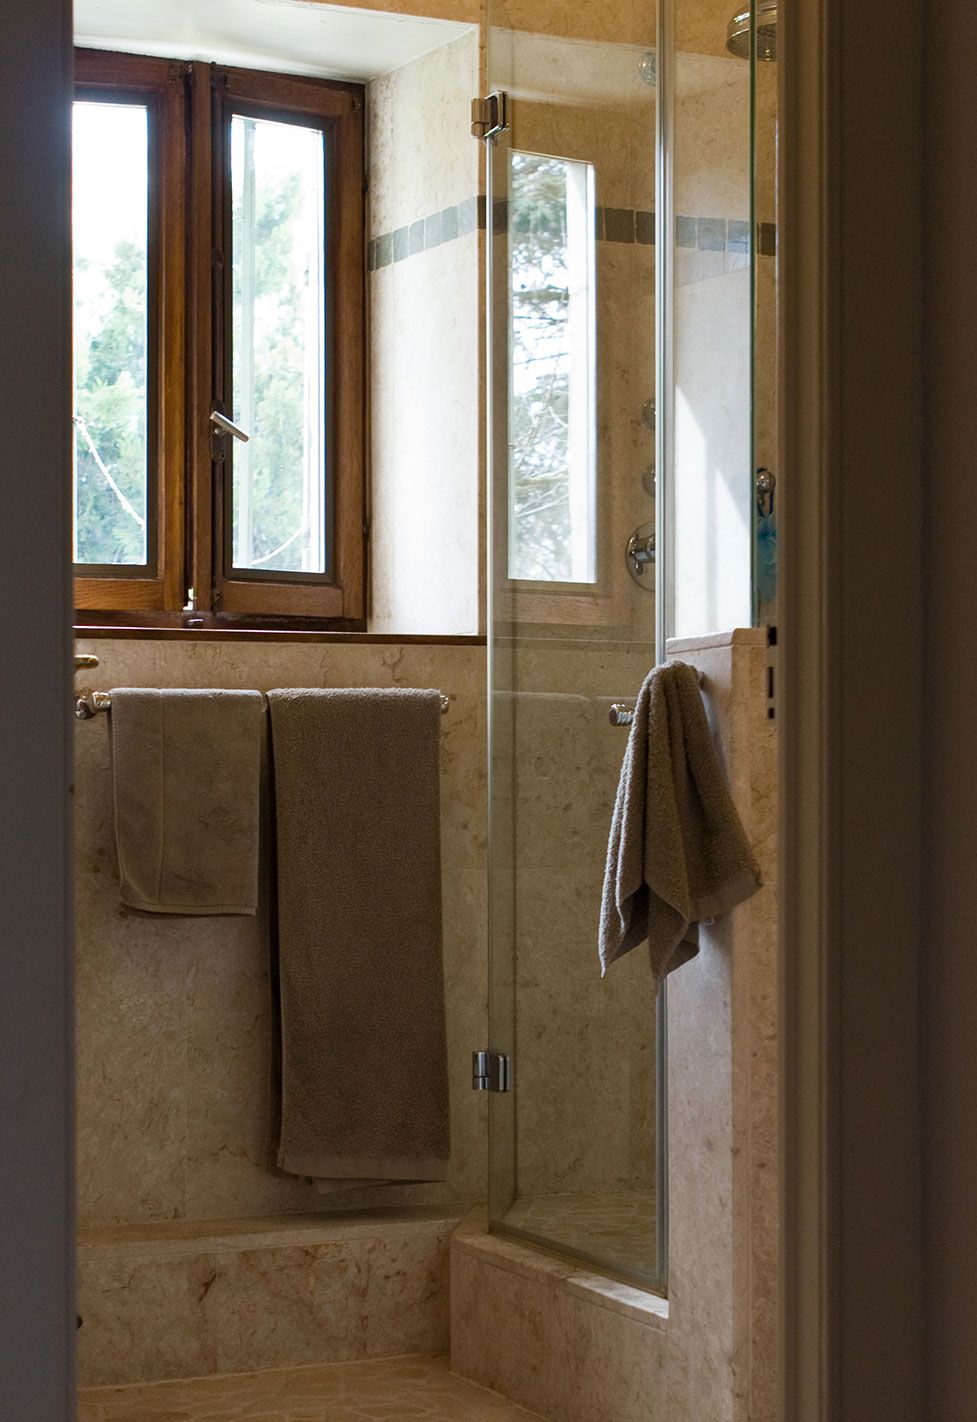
77, 1355, 547, 1422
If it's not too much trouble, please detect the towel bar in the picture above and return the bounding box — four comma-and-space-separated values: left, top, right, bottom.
75, 689, 452, 721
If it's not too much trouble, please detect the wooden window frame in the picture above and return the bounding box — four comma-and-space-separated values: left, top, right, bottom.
73, 51, 367, 633
73, 51, 187, 616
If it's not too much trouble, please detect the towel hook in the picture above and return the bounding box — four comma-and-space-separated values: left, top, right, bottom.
609, 672, 707, 728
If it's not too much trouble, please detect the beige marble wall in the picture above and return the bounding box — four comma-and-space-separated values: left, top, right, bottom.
452, 1212, 669, 1422
77, 1209, 461, 1387
454, 629, 779, 1422
505, 691, 656, 1199
488, 0, 741, 57
668, 629, 778, 1421
491, 642, 657, 1223
368, 32, 478, 236
367, 34, 483, 636
316, 0, 478, 24
74, 637, 486, 1227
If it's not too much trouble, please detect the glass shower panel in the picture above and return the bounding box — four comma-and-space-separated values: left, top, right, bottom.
486, 2, 662, 1290
662, 0, 754, 640
753, 8, 779, 624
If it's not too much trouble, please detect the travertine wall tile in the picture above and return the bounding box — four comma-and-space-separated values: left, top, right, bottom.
504, 690, 656, 1202
367, 32, 479, 238
202, 1242, 361, 1376
451, 1241, 573, 1421
75, 726, 188, 1223
451, 1212, 669, 1422
366, 34, 482, 637
562, 1287, 670, 1422
78, 1213, 459, 1387
358, 1228, 453, 1357
77, 1251, 219, 1386
453, 631, 778, 1422
368, 237, 481, 636
74, 639, 486, 1227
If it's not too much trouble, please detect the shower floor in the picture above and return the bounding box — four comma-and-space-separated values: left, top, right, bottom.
502, 1188, 656, 1276
77, 1355, 545, 1421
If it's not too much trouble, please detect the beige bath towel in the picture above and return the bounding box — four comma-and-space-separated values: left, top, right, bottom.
599, 661, 761, 987
110, 688, 264, 915
267, 687, 449, 1190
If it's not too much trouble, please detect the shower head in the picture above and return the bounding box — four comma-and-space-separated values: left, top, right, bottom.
726, 0, 778, 61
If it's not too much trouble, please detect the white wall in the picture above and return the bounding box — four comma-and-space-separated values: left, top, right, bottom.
367, 33, 482, 635
670, 45, 753, 640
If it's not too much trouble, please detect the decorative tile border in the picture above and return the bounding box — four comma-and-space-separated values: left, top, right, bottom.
676, 215, 777, 257
369, 196, 485, 271
368, 196, 776, 271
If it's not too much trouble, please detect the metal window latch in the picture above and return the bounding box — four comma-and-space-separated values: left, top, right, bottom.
472, 1050, 511, 1093
210, 409, 250, 461
471, 91, 509, 141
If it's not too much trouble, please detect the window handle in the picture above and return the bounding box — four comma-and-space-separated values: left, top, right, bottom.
210, 409, 250, 443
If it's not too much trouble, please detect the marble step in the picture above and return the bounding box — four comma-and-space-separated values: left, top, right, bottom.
77, 1206, 466, 1388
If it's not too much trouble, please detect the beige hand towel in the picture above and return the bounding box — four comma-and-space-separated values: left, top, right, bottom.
267, 687, 449, 1190
599, 661, 761, 987
110, 688, 264, 915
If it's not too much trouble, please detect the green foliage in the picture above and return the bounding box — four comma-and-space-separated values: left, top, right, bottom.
74, 119, 323, 574
74, 240, 148, 566
232, 125, 322, 573
509, 153, 574, 582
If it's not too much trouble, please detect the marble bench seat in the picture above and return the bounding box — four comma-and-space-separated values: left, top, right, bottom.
77, 1205, 466, 1388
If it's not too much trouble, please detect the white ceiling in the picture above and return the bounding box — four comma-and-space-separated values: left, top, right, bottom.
74, 0, 473, 82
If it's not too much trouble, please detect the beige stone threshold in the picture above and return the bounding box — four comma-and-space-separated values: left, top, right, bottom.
452, 1208, 669, 1331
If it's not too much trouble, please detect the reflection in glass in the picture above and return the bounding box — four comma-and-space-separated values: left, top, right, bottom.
231, 114, 327, 575
72, 101, 150, 567
508, 153, 596, 583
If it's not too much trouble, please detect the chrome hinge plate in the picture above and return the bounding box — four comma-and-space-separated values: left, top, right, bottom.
471, 91, 509, 141
472, 1050, 511, 1093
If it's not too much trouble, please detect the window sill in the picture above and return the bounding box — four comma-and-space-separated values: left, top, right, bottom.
74, 617, 485, 646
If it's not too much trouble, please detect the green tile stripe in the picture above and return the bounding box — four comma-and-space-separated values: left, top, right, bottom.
368, 197, 775, 270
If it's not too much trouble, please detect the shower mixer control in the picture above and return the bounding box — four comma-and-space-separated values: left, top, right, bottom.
626, 523, 656, 587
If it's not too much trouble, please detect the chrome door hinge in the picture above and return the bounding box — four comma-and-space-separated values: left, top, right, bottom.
471, 91, 509, 142
472, 1050, 511, 1092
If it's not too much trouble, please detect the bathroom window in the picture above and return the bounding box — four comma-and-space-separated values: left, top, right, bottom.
72, 51, 365, 629
507, 152, 597, 585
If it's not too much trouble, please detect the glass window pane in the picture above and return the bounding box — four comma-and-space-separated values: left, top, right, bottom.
231, 114, 327, 575
72, 101, 150, 567
508, 152, 596, 584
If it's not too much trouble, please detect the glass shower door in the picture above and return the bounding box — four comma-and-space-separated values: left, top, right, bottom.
484, 1, 663, 1290
657, 0, 776, 640
484, 0, 776, 1293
